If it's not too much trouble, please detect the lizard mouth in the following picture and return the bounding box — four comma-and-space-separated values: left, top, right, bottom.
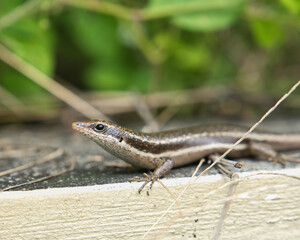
72, 121, 112, 146
72, 121, 109, 140
72, 121, 92, 135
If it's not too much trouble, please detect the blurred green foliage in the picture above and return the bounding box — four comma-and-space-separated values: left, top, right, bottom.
0, 0, 300, 97
148, 0, 246, 31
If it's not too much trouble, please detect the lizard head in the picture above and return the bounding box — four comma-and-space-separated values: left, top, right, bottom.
72, 120, 156, 169
72, 120, 130, 155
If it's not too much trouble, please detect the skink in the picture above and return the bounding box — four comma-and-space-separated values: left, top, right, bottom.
72, 120, 300, 192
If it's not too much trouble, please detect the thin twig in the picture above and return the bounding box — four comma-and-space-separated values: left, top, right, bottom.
60, 0, 132, 20
194, 80, 300, 180
61, 0, 244, 21
154, 96, 184, 128
0, 85, 29, 117
141, 158, 205, 239
0, 148, 38, 159
128, 20, 163, 65
91, 87, 228, 114
151, 171, 300, 240
0, 0, 43, 30
174, 182, 300, 236
142, 80, 300, 239
157, 179, 180, 206
217, 183, 300, 204
133, 94, 159, 132
0, 149, 63, 177
0, 43, 108, 120
203, 172, 300, 202
1, 152, 76, 192
140, 0, 244, 20
212, 174, 239, 240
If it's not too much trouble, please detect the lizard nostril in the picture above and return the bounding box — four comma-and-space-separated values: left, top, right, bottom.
72, 122, 80, 130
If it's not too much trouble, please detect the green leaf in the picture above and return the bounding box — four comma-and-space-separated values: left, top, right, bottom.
85, 62, 150, 92
85, 63, 128, 90
172, 10, 240, 32
64, 10, 120, 60
172, 43, 211, 71
63, 10, 151, 92
279, 0, 300, 14
0, 0, 23, 16
148, 0, 247, 32
0, 1, 55, 75
250, 19, 283, 49
0, 1, 55, 97
0, 64, 48, 96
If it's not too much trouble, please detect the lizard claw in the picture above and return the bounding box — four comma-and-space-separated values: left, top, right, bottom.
268, 153, 287, 166
130, 172, 158, 194
268, 153, 300, 165
130, 173, 148, 182
130, 158, 174, 194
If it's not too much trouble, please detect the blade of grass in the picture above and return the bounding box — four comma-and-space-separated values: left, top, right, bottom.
142, 80, 300, 239
0, 0, 43, 31
0, 43, 108, 120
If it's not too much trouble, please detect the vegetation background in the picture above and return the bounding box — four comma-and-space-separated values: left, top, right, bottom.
1, 3, 300, 239
0, 0, 300, 123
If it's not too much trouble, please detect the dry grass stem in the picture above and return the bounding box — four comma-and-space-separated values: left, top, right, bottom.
0, 85, 30, 117
141, 158, 205, 239
0, 0, 42, 30
0, 43, 108, 120
133, 94, 159, 132
143, 80, 300, 239
149, 172, 300, 239
211, 174, 239, 240
0, 149, 63, 177
1, 150, 75, 192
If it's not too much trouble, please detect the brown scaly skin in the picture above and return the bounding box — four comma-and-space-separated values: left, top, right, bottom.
72, 120, 300, 193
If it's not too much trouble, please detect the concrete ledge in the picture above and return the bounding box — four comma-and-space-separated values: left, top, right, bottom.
1, 168, 300, 240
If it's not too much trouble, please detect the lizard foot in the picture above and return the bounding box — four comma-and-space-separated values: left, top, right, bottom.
130, 158, 174, 194
207, 154, 244, 169
268, 153, 287, 166
268, 153, 300, 165
130, 172, 158, 194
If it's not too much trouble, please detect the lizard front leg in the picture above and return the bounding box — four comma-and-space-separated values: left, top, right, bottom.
131, 157, 174, 194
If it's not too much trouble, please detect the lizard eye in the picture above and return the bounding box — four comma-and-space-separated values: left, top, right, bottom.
94, 124, 105, 132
